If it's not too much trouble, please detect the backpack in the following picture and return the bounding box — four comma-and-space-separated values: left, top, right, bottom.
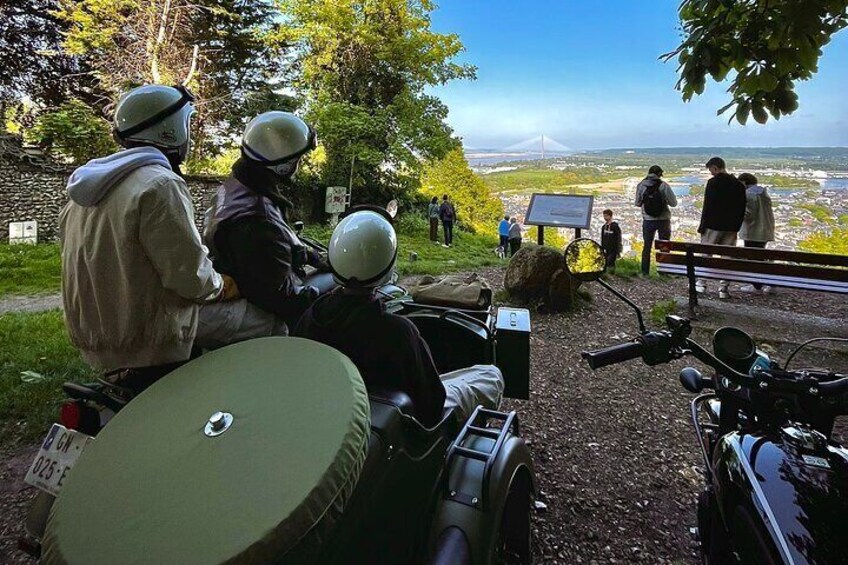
642, 180, 667, 217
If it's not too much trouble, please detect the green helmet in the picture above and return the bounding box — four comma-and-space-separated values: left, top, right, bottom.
241, 112, 317, 176
328, 211, 397, 288
114, 85, 195, 160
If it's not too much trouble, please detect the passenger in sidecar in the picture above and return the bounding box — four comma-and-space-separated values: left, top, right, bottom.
294, 209, 504, 426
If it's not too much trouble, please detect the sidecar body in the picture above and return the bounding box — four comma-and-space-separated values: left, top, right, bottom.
40, 337, 534, 565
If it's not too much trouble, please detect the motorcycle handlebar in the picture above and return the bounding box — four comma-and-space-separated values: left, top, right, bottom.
582, 341, 644, 370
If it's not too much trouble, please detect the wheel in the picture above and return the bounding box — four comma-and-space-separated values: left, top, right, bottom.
495, 470, 533, 564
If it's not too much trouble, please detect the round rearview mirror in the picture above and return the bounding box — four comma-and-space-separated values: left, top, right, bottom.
564, 238, 606, 281
386, 199, 398, 219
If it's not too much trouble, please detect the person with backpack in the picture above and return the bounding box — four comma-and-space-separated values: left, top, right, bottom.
439, 194, 456, 247
634, 165, 677, 275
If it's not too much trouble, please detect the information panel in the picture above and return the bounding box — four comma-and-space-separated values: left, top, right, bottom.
524, 194, 594, 229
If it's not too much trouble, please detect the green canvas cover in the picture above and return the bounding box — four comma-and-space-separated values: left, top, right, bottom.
42, 337, 370, 565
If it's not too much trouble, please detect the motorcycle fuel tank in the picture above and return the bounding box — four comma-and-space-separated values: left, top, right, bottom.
714, 428, 848, 564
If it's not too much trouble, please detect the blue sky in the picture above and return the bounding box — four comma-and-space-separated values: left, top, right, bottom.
428, 0, 848, 150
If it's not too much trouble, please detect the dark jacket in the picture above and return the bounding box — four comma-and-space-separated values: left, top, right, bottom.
294, 290, 446, 426
601, 221, 622, 257
204, 159, 318, 326
439, 201, 455, 222
698, 172, 746, 233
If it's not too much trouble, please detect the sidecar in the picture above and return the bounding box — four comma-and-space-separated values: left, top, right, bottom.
37, 337, 535, 564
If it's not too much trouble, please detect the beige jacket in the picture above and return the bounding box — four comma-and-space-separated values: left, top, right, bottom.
59, 147, 222, 370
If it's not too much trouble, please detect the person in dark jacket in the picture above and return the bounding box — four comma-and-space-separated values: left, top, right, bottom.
439, 194, 456, 247
697, 156, 747, 298
204, 112, 330, 330
295, 211, 503, 427
600, 209, 622, 271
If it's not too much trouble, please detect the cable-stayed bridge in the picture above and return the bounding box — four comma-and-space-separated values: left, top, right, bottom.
502, 135, 573, 158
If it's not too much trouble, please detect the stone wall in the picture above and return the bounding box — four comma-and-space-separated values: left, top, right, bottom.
0, 135, 224, 241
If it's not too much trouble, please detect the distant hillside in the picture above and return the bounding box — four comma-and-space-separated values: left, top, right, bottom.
583, 147, 848, 168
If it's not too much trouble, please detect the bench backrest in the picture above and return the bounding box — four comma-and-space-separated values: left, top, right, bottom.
654, 240, 848, 294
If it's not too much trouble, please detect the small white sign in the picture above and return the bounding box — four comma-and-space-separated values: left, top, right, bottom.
325, 186, 349, 214
9, 220, 38, 244
25, 424, 93, 496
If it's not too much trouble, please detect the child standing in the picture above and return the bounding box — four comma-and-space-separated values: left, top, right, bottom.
600, 209, 622, 271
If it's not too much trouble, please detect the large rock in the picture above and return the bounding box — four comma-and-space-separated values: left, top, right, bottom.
548, 268, 582, 312
504, 244, 564, 300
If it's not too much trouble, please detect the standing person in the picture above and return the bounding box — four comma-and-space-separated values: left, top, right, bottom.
508, 217, 523, 256
204, 111, 330, 333
428, 196, 440, 244
498, 215, 510, 252
439, 194, 456, 247
697, 157, 747, 299
737, 173, 776, 294
59, 85, 263, 392
600, 209, 622, 272
634, 165, 677, 276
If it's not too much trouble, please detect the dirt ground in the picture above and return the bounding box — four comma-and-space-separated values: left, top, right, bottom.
1, 269, 845, 564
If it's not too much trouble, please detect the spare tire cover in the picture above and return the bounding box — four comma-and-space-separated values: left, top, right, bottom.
42, 337, 370, 565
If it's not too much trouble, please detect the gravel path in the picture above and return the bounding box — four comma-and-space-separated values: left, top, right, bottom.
1, 271, 845, 564
0, 294, 62, 315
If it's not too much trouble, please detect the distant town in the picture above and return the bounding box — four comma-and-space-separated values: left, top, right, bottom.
470, 147, 848, 254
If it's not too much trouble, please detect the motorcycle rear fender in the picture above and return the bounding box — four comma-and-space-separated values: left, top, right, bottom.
714, 431, 848, 564
429, 433, 535, 565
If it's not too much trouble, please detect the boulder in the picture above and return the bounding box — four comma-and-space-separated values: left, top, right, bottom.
504, 244, 564, 300
548, 268, 582, 312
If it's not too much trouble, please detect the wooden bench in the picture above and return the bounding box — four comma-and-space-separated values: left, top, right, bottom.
654, 240, 848, 315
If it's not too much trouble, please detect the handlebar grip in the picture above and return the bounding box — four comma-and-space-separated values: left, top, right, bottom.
582, 341, 644, 370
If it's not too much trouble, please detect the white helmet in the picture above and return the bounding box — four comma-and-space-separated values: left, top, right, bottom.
328, 211, 398, 288
241, 111, 317, 177
113, 85, 195, 161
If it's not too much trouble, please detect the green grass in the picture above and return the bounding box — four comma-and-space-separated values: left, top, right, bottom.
0, 310, 97, 440
0, 243, 62, 297
481, 167, 621, 195
650, 298, 678, 326
607, 256, 659, 279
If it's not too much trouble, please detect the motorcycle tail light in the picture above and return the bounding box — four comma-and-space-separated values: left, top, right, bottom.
60, 401, 82, 430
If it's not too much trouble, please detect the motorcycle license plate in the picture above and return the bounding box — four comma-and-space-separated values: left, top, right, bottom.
24, 424, 93, 497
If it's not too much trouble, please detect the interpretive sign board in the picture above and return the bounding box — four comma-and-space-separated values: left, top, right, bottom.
9, 221, 37, 244
524, 194, 594, 230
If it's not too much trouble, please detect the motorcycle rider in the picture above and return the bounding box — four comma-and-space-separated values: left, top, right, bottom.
294, 210, 504, 427
204, 112, 332, 332
60, 85, 282, 390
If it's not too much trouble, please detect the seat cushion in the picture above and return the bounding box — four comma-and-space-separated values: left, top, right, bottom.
42, 337, 370, 565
